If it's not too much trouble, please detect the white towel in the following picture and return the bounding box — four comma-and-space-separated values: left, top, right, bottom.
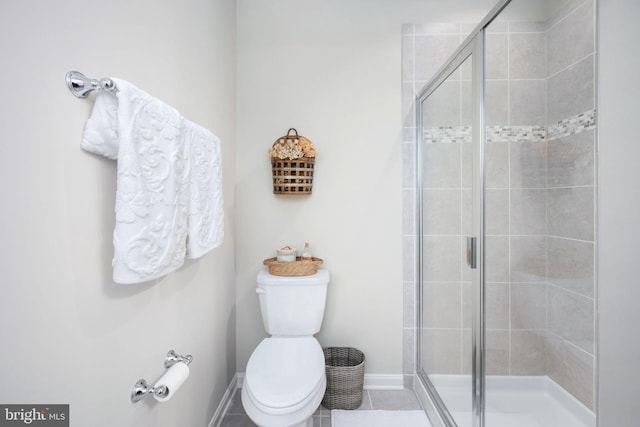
81, 78, 223, 284
184, 120, 224, 258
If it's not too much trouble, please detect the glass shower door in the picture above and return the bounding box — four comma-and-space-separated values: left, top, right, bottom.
418, 38, 481, 427
482, 0, 597, 425
415, 1, 596, 426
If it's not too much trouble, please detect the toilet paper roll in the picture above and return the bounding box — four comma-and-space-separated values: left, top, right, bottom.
153, 362, 190, 402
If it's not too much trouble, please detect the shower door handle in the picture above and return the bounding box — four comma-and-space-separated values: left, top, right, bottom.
466, 237, 477, 269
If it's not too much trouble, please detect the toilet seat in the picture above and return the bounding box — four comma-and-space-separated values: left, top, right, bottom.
244, 336, 325, 413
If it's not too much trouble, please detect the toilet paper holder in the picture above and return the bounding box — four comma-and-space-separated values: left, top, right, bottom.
164, 349, 193, 369
131, 350, 193, 403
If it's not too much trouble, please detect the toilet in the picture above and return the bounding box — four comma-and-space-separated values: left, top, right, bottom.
242, 268, 330, 427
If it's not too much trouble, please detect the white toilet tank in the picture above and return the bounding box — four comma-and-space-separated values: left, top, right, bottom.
256, 269, 329, 336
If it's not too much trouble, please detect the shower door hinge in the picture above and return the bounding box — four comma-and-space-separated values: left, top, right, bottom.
467, 237, 477, 269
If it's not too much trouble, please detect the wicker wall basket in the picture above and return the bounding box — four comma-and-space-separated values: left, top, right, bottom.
271, 157, 315, 194
322, 347, 366, 410
270, 128, 315, 195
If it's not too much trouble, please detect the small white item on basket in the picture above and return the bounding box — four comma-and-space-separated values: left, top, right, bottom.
301, 242, 312, 260
276, 246, 296, 262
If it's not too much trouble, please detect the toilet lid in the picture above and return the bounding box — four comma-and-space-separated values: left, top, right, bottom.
245, 337, 325, 409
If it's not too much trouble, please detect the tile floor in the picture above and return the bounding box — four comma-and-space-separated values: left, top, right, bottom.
220, 388, 424, 426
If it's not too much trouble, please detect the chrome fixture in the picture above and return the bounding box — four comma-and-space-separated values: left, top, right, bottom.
164, 349, 193, 369
65, 70, 117, 98
130, 350, 192, 403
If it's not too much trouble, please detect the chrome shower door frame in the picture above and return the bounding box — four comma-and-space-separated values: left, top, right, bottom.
415, 32, 484, 427
415, 1, 512, 426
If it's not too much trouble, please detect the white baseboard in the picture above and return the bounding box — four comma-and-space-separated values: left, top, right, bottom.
363, 374, 404, 390
207, 374, 239, 427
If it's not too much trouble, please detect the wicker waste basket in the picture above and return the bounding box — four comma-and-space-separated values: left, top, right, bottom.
322, 347, 365, 410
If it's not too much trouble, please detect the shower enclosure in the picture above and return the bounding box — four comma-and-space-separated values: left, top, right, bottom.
406, 0, 597, 426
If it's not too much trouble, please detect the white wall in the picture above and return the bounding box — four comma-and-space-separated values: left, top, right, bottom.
235, 0, 495, 377
597, 0, 640, 424
0, 1, 236, 426
7, 0, 621, 422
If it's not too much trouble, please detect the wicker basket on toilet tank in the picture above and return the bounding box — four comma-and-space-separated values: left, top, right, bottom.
269, 128, 316, 195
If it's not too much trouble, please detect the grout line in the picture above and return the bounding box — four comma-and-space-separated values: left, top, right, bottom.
547, 235, 595, 244
546, 281, 594, 300
545, 0, 589, 33
546, 329, 595, 358
367, 390, 374, 409
506, 23, 513, 376
546, 184, 595, 190
547, 52, 594, 80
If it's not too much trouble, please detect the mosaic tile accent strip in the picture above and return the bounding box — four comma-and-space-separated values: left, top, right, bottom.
424, 126, 471, 143
424, 125, 546, 143
424, 111, 596, 144
487, 125, 546, 143
547, 109, 597, 141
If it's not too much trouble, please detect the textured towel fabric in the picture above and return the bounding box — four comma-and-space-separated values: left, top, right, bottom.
184, 120, 224, 259
81, 78, 223, 284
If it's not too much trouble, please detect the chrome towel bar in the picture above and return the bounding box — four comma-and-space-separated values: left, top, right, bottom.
65, 70, 117, 98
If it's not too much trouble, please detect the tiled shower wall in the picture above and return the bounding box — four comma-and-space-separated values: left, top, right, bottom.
544, 0, 596, 409
402, 0, 596, 410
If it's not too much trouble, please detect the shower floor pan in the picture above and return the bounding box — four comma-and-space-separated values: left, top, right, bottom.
428, 375, 596, 427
